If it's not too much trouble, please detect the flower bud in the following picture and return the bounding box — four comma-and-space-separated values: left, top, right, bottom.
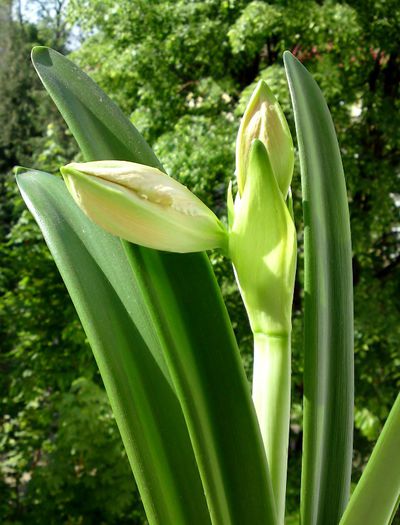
236, 80, 294, 198
230, 140, 296, 335
61, 160, 227, 253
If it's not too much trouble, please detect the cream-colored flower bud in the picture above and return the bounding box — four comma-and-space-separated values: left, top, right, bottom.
61, 160, 227, 253
236, 80, 294, 198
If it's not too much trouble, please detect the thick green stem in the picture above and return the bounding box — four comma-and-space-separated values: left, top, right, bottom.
252, 332, 291, 525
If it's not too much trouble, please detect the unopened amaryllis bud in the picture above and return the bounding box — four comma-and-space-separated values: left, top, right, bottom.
61, 160, 227, 253
236, 79, 294, 198
229, 140, 297, 335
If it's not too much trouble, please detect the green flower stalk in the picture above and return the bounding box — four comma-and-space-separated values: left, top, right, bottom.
230, 81, 296, 525
61, 160, 228, 253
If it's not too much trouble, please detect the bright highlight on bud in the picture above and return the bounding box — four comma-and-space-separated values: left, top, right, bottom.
230, 140, 297, 335
236, 80, 294, 198
61, 160, 227, 253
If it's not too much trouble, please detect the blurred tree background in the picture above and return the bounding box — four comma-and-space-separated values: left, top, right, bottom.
0, 0, 399, 523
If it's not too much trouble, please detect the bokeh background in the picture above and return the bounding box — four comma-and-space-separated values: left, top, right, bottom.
1, 0, 399, 523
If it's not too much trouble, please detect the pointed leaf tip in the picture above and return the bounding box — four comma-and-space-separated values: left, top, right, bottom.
31, 46, 50, 63
283, 50, 293, 61
14, 166, 33, 177
282, 51, 301, 68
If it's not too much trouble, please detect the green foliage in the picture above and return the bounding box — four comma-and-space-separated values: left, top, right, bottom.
2, 377, 145, 525
1, 0, 399, 522
67, 0, 242, 142
228, 1, 283, 57
154, 113, 235, 213
0, 16, 39, 168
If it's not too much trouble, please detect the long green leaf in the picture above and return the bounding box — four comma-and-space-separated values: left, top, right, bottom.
31, 46, 277, 524
123, 245, 277, 525
16, 168, 210, 525
340, 394, 400, 525
31, 48, 161, 167
284, 52, 354, 525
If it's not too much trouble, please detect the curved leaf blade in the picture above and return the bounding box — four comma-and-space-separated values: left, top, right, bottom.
340, 394, 400, 525
31, 46, 161, 166
17, 169, 211, 525
284, 51, 354, 525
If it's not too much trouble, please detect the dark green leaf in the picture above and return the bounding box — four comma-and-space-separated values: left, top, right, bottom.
284, 51, 354, 525
340, 394, 400, 525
